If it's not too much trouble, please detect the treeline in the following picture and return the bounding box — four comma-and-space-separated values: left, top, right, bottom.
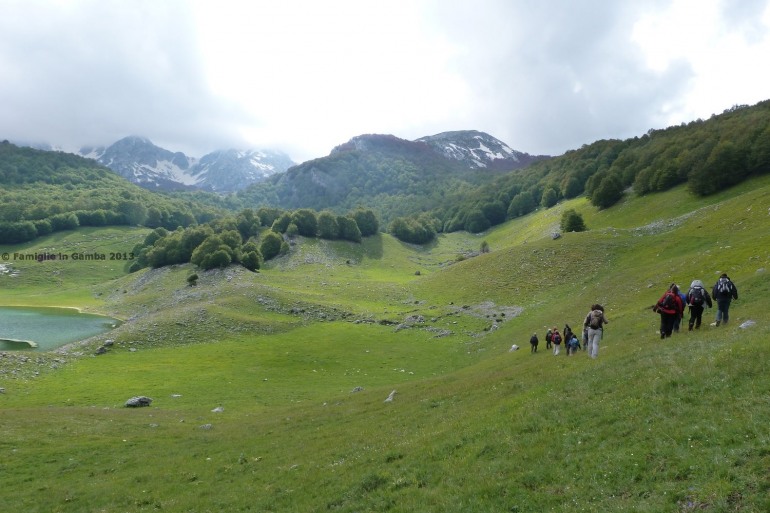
0, 141, 222, 244
130, 207, 379, 272
389, 100, 770, 243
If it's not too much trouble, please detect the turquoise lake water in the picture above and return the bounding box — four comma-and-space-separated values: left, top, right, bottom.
0, 306, 119, 351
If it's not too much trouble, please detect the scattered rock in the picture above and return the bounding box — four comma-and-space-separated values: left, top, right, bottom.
739, 320, 756, 329
211, 406, 224, 413
125, 396, 152, 407
384, 390, 397, 403
351, 386, 364, 393
199, 424, 213, 430
509, 344, 520, 351
95, 346, 108, 355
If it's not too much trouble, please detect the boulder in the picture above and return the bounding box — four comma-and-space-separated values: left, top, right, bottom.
125, 396, 153, 407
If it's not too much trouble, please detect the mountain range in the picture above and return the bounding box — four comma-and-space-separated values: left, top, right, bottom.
17, 131, 547, 194
78, 136, 296, 192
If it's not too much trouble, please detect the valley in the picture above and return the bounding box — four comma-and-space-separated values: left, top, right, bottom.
1, 175, 768, 511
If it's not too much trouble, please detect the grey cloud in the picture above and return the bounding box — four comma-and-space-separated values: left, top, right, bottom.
427, 0, 693, 155
0, 1, 246, 156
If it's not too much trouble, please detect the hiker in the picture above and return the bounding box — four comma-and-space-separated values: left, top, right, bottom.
567, 334, 580, 355
654, 284, 684, 339
686, 279, 713, 330
551, 327, 562, 355
529, 333, 539, 353
583, 304, 609, 359
563, 324, 574, 355
545, 328, 553, 349
673, 285, 688, 333
712, 273, 738, 326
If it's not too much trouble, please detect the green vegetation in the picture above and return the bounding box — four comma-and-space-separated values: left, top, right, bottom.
1, 172, 769, 511
0, 141, 218, 244
129, 207, 379, 272
427, 99, 770, 240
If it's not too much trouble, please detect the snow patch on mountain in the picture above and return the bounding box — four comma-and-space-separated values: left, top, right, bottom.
76, 136, 294, 192
416, 130, 547, 171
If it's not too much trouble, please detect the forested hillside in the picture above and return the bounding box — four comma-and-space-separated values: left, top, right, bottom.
430, 100, 770, 237
231, 134, 513, 225
0, 142, 222, 243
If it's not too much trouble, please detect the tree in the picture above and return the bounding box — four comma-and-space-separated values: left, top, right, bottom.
240, 241, 262, 271
388, 216, 436, 244
540, 186, 558, 208
271, 213, 292, 233
480, 200, 506, 226
191, 235, 235, 270
560, 209, 587, 232
507, 191, 535, 218
317, 211, 339, 239
464, 208, 491, 233
0, 221, 37, 243
689, 140, 748, 195
590, 175, 624, 209
337, 215, 362, 242
560, 174, 583, 199
260, 231, 284, 261
351, 208, 379, 236
291, 209, 318, 237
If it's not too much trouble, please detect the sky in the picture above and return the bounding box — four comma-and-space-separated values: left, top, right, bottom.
2, 0, 770, 164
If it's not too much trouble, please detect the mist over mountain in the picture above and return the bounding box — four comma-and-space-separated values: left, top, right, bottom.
14, 131, 543, 196
79, 136, 295, 192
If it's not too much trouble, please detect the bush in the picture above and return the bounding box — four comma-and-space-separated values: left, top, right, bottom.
260, 231, 284, 261
560, 209, 587, 232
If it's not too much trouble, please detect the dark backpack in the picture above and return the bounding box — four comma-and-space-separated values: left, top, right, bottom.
552, 332, 562, 344
690, 286, 705, 306
660, 292, 676, 310
717, 278, 731, 295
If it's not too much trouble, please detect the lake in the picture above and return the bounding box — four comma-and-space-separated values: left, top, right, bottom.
0, 306, 119, 351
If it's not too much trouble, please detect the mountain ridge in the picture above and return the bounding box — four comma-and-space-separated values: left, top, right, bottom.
78, 136, 295, 192
13, 130, 546, 194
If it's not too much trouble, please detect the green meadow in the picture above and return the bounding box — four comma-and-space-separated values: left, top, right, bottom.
1, 176, 769, 512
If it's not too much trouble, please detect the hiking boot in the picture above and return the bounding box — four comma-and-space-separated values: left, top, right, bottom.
715, 320, 721, 327
688, 324, 693, 331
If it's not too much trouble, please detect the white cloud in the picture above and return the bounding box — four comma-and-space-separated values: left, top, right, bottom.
1, 0, 769, 162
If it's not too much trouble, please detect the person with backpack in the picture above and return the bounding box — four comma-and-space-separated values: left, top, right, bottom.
567, 334, 580, 355
583, 304, 609, 359
545, 328, 553, 349
686, 279, 713, 330
529, 333, 539, 353
673, 285, 688, 333
551, 327, 562, 355
563, 324, 574, 356
712, 273, 738, 326
654, 284, 684, 339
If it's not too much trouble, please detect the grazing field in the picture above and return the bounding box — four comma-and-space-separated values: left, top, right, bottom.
1, 176, 769, 512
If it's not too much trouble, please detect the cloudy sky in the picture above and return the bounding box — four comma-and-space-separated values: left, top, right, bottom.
2, 0, 769, 163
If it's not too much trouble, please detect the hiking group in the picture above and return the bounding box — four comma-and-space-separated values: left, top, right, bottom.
653, 273, 738, 339
529, 303, 609, 359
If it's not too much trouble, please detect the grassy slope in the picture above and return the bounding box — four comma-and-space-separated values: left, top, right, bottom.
1, 176, 769, 512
